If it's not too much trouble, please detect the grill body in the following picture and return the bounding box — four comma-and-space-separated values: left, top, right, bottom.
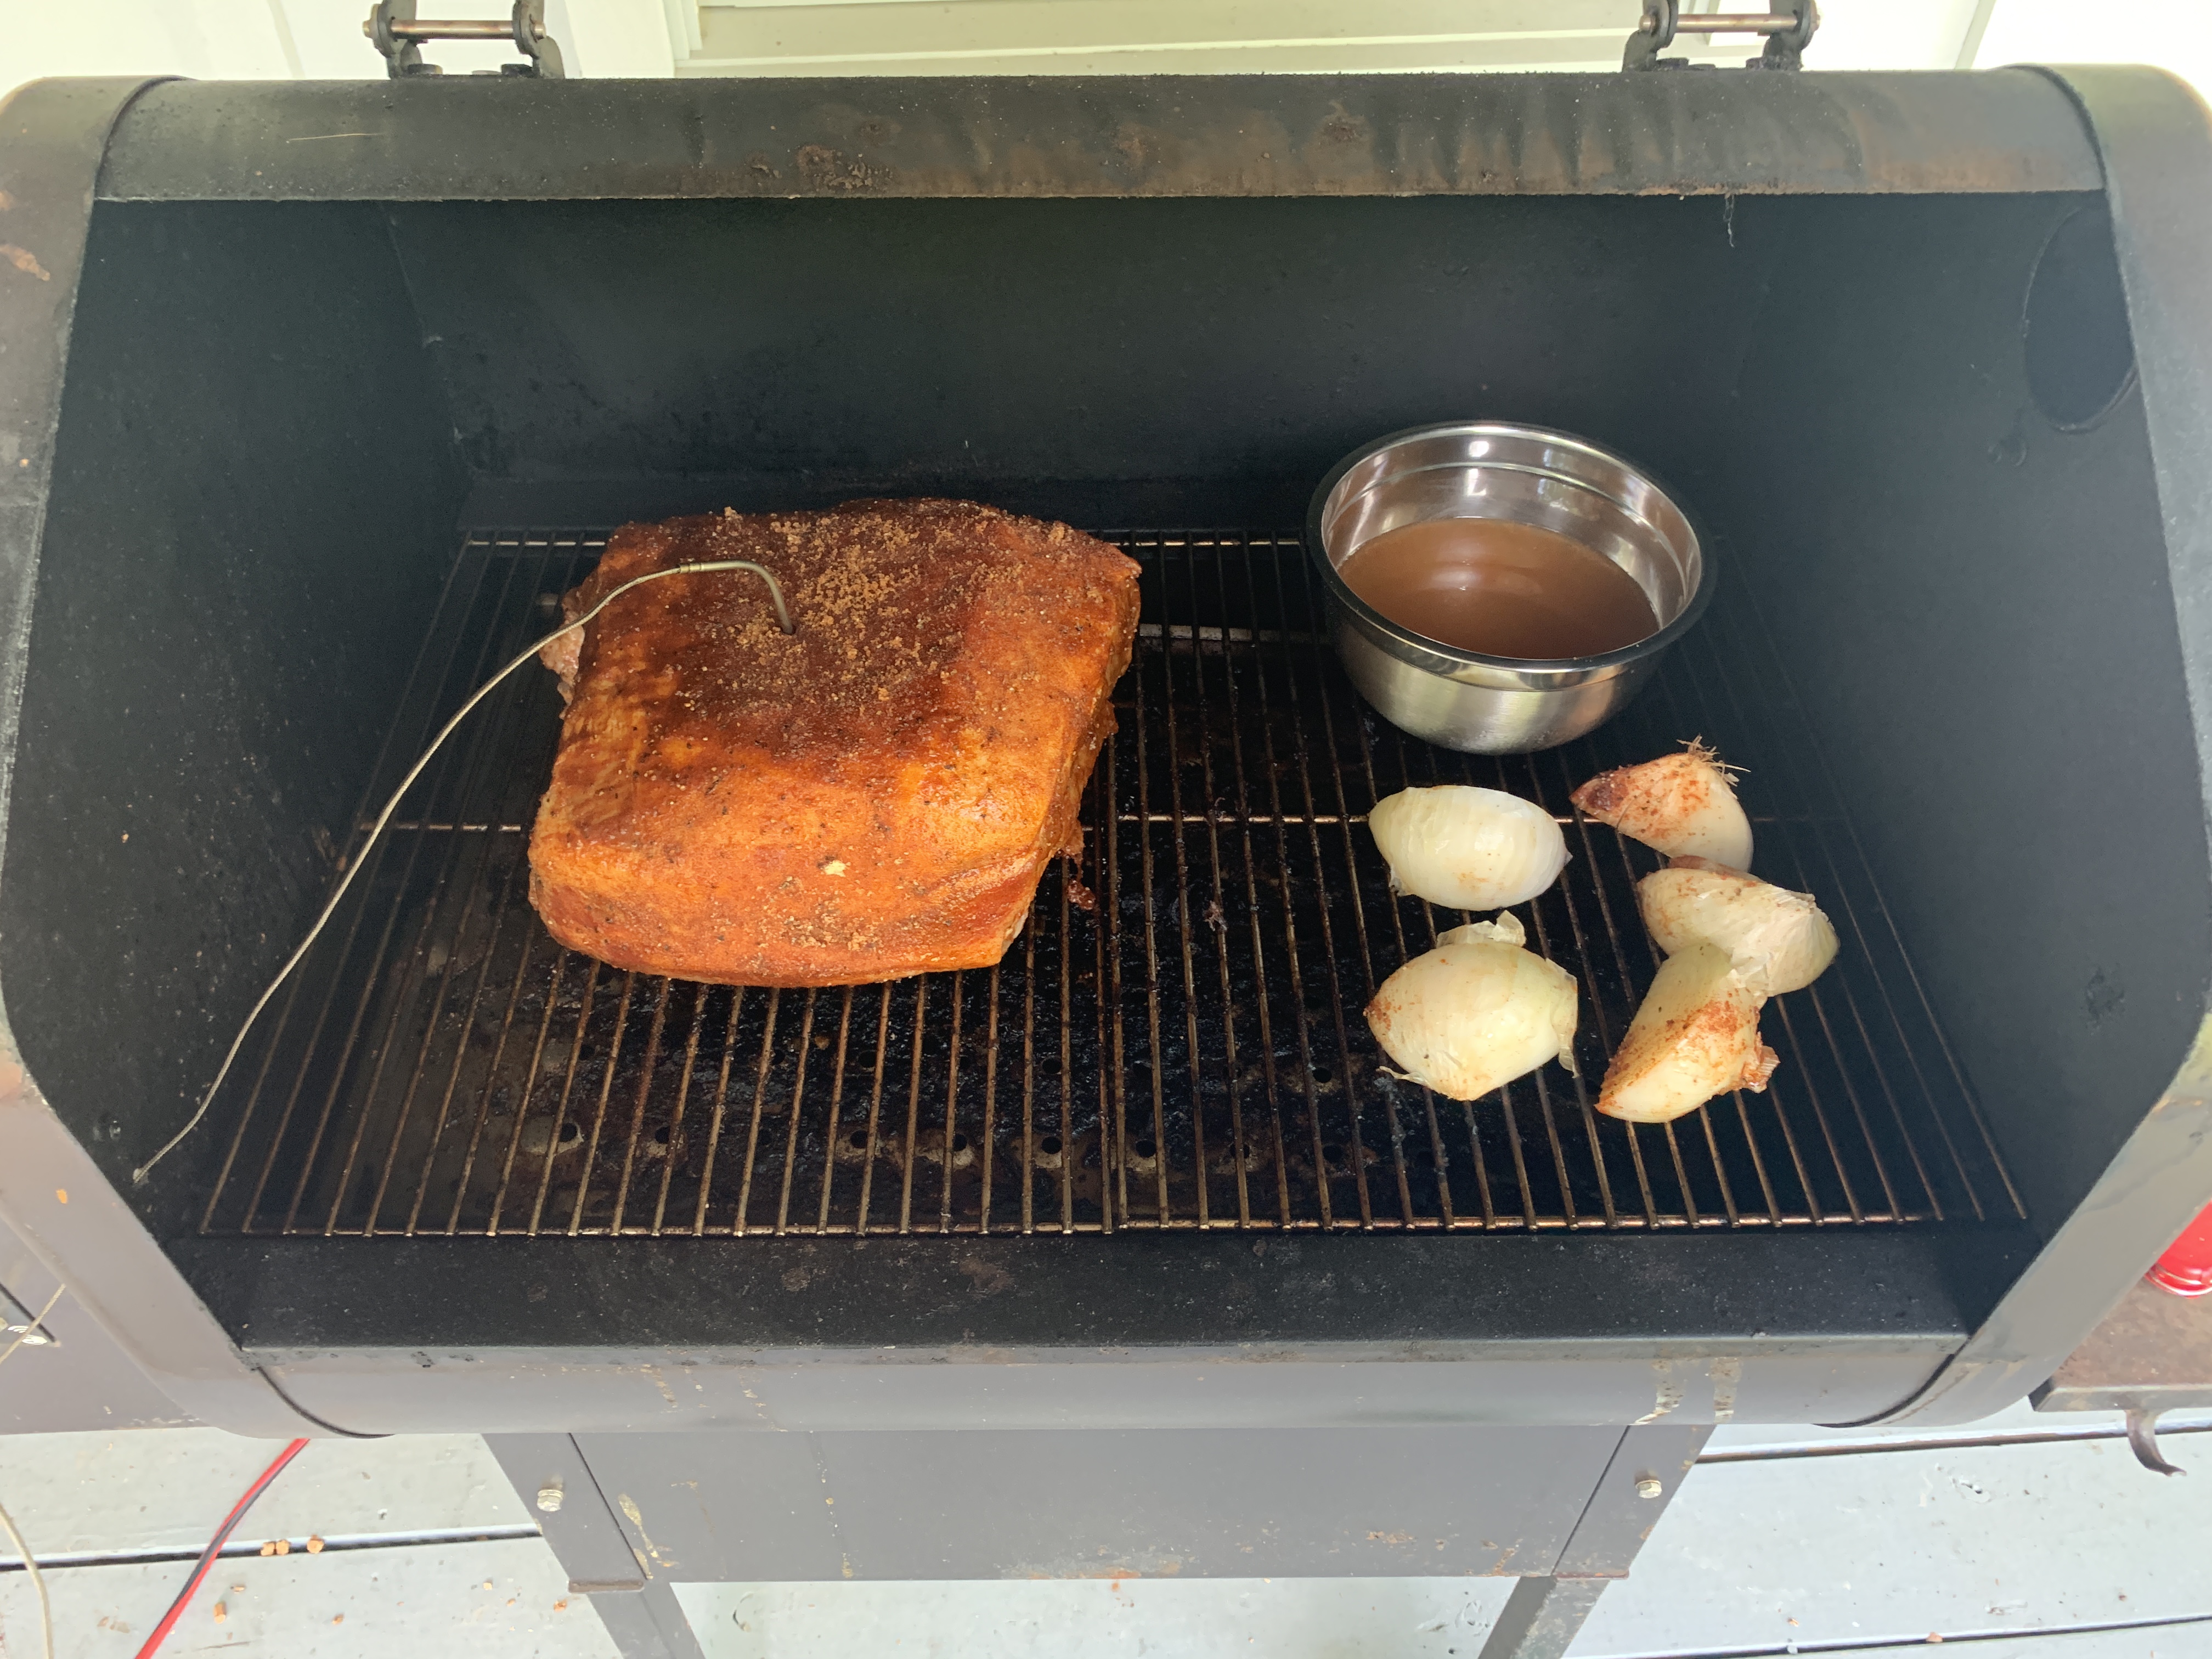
2, 69, 2210, 1445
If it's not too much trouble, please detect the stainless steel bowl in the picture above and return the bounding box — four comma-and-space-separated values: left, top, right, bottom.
1307, 422, 1712, 754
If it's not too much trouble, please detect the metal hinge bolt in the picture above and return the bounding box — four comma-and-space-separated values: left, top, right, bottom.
1623, 1, 1818, 70
536, 1483, 565, 1513
1635, 1476, 1664, 1500
362, 0, 565, 78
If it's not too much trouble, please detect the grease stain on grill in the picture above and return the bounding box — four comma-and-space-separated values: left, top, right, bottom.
198, 529, 2022, 1240
2085, 967, 2124, 1030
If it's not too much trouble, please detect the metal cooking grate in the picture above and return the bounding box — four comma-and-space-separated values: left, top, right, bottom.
199, 528, 2021, 1238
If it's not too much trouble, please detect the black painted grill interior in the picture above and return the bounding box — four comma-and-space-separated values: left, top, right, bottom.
194, 526, 2021, 1239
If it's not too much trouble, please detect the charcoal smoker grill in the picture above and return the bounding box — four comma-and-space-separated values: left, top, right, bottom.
4, 65, 2212, 1658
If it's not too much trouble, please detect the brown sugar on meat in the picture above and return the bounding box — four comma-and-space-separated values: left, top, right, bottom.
527, 499, 1141, 986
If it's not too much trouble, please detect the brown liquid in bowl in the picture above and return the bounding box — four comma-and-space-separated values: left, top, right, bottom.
1339, 518, 1659, 659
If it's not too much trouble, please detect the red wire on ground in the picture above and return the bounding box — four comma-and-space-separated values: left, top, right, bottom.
132, 1437, 309, 1659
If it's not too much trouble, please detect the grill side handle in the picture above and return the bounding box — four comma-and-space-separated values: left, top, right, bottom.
0, 75, 336, 1438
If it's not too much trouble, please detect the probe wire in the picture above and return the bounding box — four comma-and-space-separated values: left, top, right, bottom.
132, 559, 792, 1186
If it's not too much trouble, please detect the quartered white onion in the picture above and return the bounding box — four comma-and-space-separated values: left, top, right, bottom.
1596, 943, 1778, 1123
1364, 911, 1579, 1102
1571, 742, 1753, 871
1638, 857, 1837, 996
1368, 785, 1569, 911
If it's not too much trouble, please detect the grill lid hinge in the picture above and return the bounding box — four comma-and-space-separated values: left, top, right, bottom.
363, 0, 566, 78
1624, 1, 1819, 71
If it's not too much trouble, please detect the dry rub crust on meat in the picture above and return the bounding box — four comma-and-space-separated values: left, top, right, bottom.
527, 499, 1141, 986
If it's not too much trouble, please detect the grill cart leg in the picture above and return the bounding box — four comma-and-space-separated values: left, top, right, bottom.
486, 1433, 707, 1659
1475, 1421, 1709, 1657
587, 1580, 708, 1659
1476, 1575, 1612, 1659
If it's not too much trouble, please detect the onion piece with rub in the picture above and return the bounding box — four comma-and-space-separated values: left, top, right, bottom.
1364, 911, 1579, 1103
1596, 943, 1779, 1123
1368, 785, 1570, 912
1571, 740, 1753, 871
1638, 856, 1837, 996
